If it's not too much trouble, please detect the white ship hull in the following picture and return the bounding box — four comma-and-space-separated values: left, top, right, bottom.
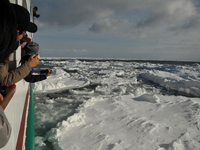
2, 82, 31, 150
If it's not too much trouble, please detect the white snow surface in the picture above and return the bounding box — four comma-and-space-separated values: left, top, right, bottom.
33, 67, 88, 92
34, 60, 200, 150
141, 69, 200, 97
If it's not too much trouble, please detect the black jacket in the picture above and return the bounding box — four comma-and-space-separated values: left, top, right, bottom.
24, 72, 46, 83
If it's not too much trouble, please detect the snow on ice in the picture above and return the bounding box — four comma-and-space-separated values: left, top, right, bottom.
33, 59, 200, 150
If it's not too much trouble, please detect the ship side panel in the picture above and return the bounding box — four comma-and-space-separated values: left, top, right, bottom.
1, 81, 30, 150
16, 85, 30, 150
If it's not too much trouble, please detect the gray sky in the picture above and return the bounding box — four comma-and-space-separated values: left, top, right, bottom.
33, 0, 200, 61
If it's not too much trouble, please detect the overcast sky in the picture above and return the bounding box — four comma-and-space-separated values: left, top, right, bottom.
33, 0, 200, 61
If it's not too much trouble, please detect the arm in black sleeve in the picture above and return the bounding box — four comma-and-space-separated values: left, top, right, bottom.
24, 72, 46, 83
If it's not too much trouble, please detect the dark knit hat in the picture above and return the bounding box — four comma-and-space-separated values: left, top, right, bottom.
11, 4, 37, 33
24, 42, 39, 55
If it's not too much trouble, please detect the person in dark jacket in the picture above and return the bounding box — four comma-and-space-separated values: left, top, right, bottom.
22, 42, 51, 83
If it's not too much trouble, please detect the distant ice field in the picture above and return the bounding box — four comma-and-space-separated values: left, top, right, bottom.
33, 58, 200, 150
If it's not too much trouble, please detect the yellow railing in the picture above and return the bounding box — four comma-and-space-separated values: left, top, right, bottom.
0, 86, 16, 110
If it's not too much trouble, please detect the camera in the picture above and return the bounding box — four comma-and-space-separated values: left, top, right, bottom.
40, 69, 51, 74
0, 86, 6, 97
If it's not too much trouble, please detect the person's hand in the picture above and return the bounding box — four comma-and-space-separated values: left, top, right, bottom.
0, 94, 4, 102
28, 54, 38, 67
46, 69, 51, 77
